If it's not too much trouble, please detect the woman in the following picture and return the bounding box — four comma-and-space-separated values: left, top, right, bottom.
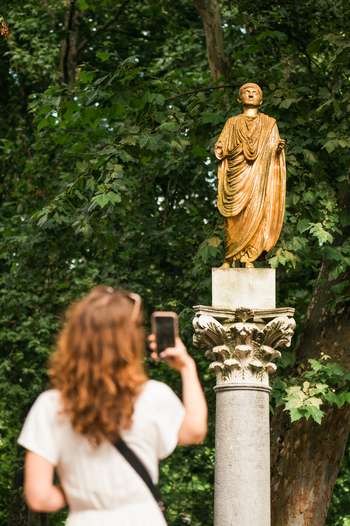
18, 286, 207, 525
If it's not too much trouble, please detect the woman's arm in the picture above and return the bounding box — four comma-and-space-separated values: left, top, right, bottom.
24, 451, 66, 512
177, 355, 208, 445
150, 337, 208, 445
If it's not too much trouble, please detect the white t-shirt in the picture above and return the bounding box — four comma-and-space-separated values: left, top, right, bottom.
18, 380, 185, 526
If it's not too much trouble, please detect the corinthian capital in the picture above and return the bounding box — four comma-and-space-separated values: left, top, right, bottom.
192, 306, 295, 388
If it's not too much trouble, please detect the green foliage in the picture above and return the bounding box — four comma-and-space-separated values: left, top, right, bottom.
284, 382, 327, 424
271, 356, 350, 424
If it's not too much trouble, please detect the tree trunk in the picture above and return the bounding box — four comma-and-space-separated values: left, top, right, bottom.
297, 260, 350, 369
193, 0, 230, 81
271, 406, 350, 526
60, 0, 80, 86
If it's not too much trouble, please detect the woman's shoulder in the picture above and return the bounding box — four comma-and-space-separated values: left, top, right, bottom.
34, 388, 62, 407
18, 389, 66, 464
137, 380, 182, 407
27, 389, 64, 421
142, 379, 177, 397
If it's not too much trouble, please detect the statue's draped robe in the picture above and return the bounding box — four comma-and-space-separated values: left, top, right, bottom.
215, 113, 286, 263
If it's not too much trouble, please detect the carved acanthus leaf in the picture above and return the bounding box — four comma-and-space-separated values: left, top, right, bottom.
209, 361, 226, 374
229, 322, 260, 348
262, 316, 296, 349
192, 314, 227, 348
234, 307, 255, 322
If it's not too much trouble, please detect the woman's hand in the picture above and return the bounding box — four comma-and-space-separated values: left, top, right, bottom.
149, 335, 194, 372
149, 334, 208, 445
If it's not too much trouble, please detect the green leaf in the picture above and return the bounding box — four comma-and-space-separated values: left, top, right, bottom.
121, 135, 137, 146
90, 191, 121, 209
309, 223, 334, 246
78, 0, 89, 10
304, 396, 322, 408
305, 405, 324, 424
323, 140, 337, 153
303, 149, 317, 164
289, 408, 303, 422
96, 51, 110, 62
200, 112, 224, 125
159, 121, 177, 133
280, 98, 298, 109
79, 70, 95, 84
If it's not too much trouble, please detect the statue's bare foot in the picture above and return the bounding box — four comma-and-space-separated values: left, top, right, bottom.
245, 262, 254, 268
220, 261, 231, 269
231, 260, 236, 268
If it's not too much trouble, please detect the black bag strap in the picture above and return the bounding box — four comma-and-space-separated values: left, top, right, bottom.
114, 438, 165, 513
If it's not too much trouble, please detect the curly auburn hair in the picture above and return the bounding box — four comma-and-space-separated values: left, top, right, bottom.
49, 286, 147, 445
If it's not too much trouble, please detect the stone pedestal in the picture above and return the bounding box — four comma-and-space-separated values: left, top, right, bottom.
212, 268, 276, 309
193, 269, 295, 526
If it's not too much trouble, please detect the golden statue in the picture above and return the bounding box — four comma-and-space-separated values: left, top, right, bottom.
215, 83, 286, 268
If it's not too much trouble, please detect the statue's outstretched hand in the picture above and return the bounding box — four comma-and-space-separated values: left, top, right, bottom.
277, 139, 286, 153
215, 142, 224, 160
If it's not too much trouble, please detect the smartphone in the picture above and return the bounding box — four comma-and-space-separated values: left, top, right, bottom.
151, 311, 178, 354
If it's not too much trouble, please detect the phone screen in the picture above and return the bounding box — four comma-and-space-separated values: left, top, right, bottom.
153, 315, 176, 353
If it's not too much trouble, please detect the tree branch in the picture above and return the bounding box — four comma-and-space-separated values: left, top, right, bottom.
168, 83, 234, 100
77, 0, 129, 56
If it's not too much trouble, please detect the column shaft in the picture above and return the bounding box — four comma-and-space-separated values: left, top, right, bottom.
214, 387, 270, 526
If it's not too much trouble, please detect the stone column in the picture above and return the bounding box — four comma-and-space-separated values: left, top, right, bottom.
193, 269, 296, 526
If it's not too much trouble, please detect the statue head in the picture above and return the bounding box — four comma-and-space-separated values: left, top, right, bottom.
238, 83, 263, 106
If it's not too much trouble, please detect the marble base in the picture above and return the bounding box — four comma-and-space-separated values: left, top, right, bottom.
212, 268, 276, 310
